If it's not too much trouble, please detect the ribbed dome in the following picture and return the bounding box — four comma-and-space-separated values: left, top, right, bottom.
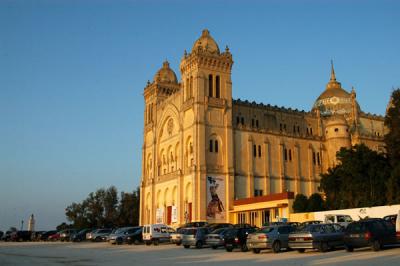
154, 61, 178, 84
192, 29, 220, 54
312, 63, 358, 116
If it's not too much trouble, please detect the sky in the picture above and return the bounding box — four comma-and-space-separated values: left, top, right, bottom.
1, 0, 399, 231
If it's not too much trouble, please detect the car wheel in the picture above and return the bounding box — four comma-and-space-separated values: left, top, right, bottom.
272, 241, 281, 253
184, 245, 190, 249
297, 249, 305, 253
153, 239, 159, 246
196, 241, 203, 249
240, 243, 248, 252
371, 240, 381, 251
145, 241, 151, 246
211, 245, 218, 250
226, 247, 233, 252
345, 245, 354, 252
252, 248, 260, 254
318, 242, 329, 253
176, 243, 181, 246
134, 239, 140, 245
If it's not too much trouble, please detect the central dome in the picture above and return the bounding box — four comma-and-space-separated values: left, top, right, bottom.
192, 29, 220, 54
312, 64, 358, 116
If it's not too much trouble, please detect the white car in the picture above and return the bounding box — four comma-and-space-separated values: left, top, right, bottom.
142, 224, 175, 245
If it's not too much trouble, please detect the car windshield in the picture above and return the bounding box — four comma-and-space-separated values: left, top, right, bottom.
114, 228, 130, 234
258, 227, 274, 233
211, 228, 226, 234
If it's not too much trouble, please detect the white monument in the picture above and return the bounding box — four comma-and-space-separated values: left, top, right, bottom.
28, 214, 35, 232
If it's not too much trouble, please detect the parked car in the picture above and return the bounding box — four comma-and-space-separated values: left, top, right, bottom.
48, 231, 61, 241
205, 223, 233, 232
224, 226, 258, 252
383, 214, 397, 226
30, 231, 46, 241
288, 223, 344, 253
60, 229, 77, 242
182, 227, 209, 249
247, 224, 295, 253
205, 227, 231, 249
11, 231, 32, 241
126, 227, 143, 245
170, 227, 186, 246
343, 218, 397, 252
39, 230, 58, 241
71, 228, 93, 242
89, 228, 112, 242
184, 221, 208, 228
324, 214, 353, 228
2, 231, 13, 241
0, 231, 4, 240
143, 224, 175, 245
109, 227, 141, 245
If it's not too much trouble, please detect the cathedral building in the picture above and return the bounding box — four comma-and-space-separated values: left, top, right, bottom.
139, 29, 385, 227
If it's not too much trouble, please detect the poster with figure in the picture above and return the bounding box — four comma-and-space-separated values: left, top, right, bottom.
171, 206, 177, 223
206, 176, 225, 222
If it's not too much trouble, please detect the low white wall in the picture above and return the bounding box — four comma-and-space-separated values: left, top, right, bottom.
313, 204, 400, 221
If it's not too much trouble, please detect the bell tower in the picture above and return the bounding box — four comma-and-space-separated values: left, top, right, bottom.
179, 29, 235, 223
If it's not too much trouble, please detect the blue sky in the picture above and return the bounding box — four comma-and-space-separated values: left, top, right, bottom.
1, 0, 399, 231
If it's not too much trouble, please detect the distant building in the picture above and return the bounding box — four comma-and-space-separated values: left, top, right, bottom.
139, 30, 386, 227
28, 214, 35, 231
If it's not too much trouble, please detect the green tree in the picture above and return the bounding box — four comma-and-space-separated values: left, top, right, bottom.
320, 144, 391, 209
306, 193, 325, 212
385, 88, 400, 204
117, 187, 140, 226
292, 194, 308, 213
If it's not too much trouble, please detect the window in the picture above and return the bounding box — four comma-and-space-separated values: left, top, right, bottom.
236, 116, 240, 126
254, 189, 263, 197
208, 74, 213, 97
252, 119, 254, 127
189, 76, 193, 98
293, 125, 296, 133
238, 212, 246, 224
297, 126, 300, 133
313, 152, 316, 165
256, 120, 259, 128
209, 140, 213, 152
317, 152, 320, 165
215, 140, 219, 153
289, 149, 292, 161
241, 117, 244, 125
280, 124, 283, 131
310, 128, 313, 135
253, 145, 257, 157
258, 145, 262, 157
334, 128, 339, 132
215, 75, 220, 98
284, 148, 288, 161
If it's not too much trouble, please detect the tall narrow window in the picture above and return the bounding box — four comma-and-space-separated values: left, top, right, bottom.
258, 145, 262, 157
236, 116, 240, 125
215, 75, 220, 98
215, 140, 219, 153
310, 128, 313, 135
189, 76, 193, 98
241, 117, 244, 125
317, 152, 320, 165
253, 145, 257, 157
312, 152, 316, 165
289, 149, 292, 161
252, 119, 254, 127
209, 140, 213, 152
186, 78, 189, 100
256, 120, 259, 128
208, 74, 213, 97
284, 148, 288, 161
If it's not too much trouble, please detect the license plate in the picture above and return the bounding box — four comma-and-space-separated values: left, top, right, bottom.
350, 234, 359, 238
296, 238, 303, 241
226, 244, 233, 247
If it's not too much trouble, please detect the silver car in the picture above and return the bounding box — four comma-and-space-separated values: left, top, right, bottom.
288, 223, 344, 252
247, 225, 295, 253
88, 229, 113, 242
108, 227, 140, 245
170, 228, 187, 246
205, 228, 231, 249
182, 227, 209, 249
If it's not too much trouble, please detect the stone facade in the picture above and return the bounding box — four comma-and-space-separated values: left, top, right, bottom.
139, 30, 385, 227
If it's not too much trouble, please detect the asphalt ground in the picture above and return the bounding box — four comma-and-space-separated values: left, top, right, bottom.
1, 241, 400, 266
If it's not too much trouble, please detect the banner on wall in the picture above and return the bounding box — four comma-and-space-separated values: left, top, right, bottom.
156, 208, 164, 224
206, 176, 226, 222
171, 206, 178, 223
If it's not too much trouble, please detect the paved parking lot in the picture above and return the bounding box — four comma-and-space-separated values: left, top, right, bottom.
1, 241, 399, 266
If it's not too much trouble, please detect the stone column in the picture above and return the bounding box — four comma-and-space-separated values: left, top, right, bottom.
263, 139, 271, 195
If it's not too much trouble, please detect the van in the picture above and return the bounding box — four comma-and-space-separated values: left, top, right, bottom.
324, 214, 353, 227
142, 224, 175, 245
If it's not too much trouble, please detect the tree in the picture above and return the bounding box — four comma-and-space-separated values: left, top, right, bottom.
320, 144, 391, 209
292, 194, 308, 213
306, 193, 325, 212
385, 88, 400, 204
56, 222, 72, 231
117, 187, 140, 226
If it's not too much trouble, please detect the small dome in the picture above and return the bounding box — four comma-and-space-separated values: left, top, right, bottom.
312, 63, 358, 116
192, 29, 220, 54
154, 61, 178, 84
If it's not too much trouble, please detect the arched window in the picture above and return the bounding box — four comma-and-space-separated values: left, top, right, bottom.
214, 140, 218, 153
209, 140, 213, 152
215, 75, 220, 98
208, 74, 213, 97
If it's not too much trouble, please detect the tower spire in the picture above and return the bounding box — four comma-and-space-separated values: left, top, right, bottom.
330, 60, 336, 81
